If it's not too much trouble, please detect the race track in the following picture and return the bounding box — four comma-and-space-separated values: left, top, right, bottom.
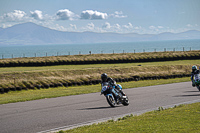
0, 82, 200, 133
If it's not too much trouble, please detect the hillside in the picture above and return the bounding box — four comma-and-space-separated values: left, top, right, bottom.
0, 22, 200, 45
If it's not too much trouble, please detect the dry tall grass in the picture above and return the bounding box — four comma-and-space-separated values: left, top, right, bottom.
1, 50, 199, 89
0, 64, 196, 88
0, 51, 199, 66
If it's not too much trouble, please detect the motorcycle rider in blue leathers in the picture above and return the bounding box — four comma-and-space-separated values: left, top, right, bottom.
101, 73, 125, 102
191, 65, 200, 87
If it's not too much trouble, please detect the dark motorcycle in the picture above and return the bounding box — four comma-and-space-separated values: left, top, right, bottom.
101, 82, 129, 107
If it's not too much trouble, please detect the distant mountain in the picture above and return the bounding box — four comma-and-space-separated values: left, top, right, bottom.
177, 30, 200, 39
0, 22, 200, 45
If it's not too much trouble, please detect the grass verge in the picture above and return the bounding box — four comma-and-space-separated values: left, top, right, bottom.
0, 77, 190, 104
62, 102, 200, 133
1, 51, 200, 67
0, 59, 199, 90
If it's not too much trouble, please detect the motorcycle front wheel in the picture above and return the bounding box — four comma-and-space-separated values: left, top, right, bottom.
122, 96, 129, 106
197, 86, 200, 91
106, 95, 116, 107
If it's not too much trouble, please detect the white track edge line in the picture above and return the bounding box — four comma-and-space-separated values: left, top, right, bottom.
38, 99, 200, 133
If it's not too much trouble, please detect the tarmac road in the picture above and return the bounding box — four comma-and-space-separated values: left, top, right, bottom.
0, 82, 200, 133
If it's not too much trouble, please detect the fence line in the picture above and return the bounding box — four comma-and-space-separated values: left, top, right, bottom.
0, 47, 195, 59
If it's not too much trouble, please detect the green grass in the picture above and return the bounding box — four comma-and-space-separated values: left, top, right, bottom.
0, 59, 198, 89
63, 102, 200, 133
0, 77, 190, 104
0, 59, 199, 73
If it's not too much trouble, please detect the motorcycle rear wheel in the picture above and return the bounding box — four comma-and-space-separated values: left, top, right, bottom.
106, 95, 116, 107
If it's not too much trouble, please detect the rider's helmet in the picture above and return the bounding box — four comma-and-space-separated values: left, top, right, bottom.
192, 65, 197, 72
117, 84, 122, 90
101, 73, 108, 82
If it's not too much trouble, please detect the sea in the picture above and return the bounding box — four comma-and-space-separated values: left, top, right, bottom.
0, 39, 200, 59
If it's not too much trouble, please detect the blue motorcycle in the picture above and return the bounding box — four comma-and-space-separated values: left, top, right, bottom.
101, 82, 129, 107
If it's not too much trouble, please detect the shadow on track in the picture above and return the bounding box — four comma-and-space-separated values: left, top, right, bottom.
184, 91, 200, 93
174, 94, 200, 97
78, 106, 122, 110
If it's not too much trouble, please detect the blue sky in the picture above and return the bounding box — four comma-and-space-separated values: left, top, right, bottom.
0, 0, 199, 34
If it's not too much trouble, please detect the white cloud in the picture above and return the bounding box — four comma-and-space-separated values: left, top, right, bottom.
102, 23, 135, 33
149, 26, 156, 30
109, 11, 127, 18
87, 22, 95, 30
56, 9, 76, 20
149, 25, 165, 33
70, 24, 77, 30
115, 11, 123, 14
42, 22, 68, 31
1, 10, 27, 22
0, 23, 13, 28
81, 10, 108, 20
110, 23, 122, 32
123, 23, 133, 29
133, 26, 146, 34
158, 26, 164, 29
30, 10, 43, 20
55, 24, 66, 31
186, 24, 194, 28
134, 26, 142, 30
3, 9, 184, 34
102, 22, 111, 29
80, 22, 102, 32
113, 24, 121, 29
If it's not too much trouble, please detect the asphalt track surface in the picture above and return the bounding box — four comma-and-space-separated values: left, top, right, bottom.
0, 82, 200, 133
